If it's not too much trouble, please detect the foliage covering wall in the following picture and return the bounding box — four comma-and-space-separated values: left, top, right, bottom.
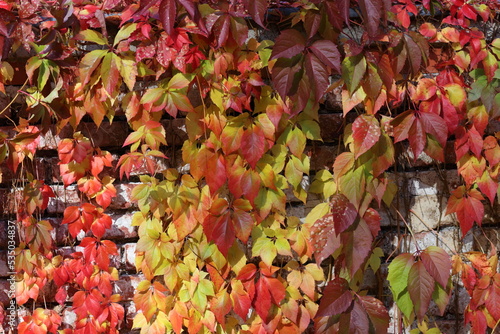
0, 0, 499, 333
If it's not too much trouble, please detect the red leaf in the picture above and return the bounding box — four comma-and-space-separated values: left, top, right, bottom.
205, 153, 227, 194
309, 40, 341, 73
344, 220, 374, 275
242, 0, 267, 27
352, 114, 381, 158
159, 0, 176, 35
203, 210, 235, 256
305, 53, 330, 102
465, 308, 487, 334
418, 111, 448, 148
330, 194, 358, 234
485, 283, 500, 320
420, 246, 451, 289
358, 0, 383, 38
392, 110, 415, 143
316, 277, 353, 317
254, 265, 286, 323
232, 199, 254, 243
231, 281, 252, 320
359, 296, 390, 333
446, 187, 484, 237
214, 14, 230, 48
270, 29, 306, 60
404, 34, 422, 75
55, 287, 67, 305
102, 52, 120, 96
363, 208, 381, 238
241, 125, 266, 168
350, 299, 370, 333
221, 125, 244, 155
408, 116, 425, 160
310, 214, 341, 265
271, 58, 302, 100
408, 261, 435, 322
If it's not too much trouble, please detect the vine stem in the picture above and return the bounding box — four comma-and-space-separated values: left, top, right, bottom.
392, 205, 420, 253
0, 78, 29, 121
409, 209, 458, 256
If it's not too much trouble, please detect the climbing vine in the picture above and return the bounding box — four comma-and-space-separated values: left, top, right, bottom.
0, 0, 499, 333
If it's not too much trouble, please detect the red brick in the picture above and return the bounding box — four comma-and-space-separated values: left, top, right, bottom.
47, 185, 80, 214
162, 118, 188, 147
109, 183, 139, 210
318, 113, 344, 142
307, 145, 339, 171
104, 212, 138, 240
322, 85, 343, 111
114, 274, 144, 301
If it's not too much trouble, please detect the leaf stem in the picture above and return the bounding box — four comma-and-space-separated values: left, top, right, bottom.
392, 205, 420, 252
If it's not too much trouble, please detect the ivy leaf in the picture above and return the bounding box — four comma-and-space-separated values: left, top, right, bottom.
316, 277, 353, 317
359, 295, 390, 333
270, 29, 305, 60
352, 114, 381, 158
387, 253, 415, 320
478, 171, 498, 205
420, 246, 451, 289
232, 199, 254, 243
242, 0, 267, 27
271, 57, 302, 100
305, 52, 329, 102
408, 261, 435, 322
329, 194, 357, 234
230, 280, 252, 320
203, 200, 235, 256
349, 299, 370, 333
79, 49, 107, 86
363, 208, 381, 237
77, 29, 108, 45
485, 283, 500, 320
342, 220, 373, 276
241, 124, 266, 168
446, 186, 484, 237
254, 263, 286, 323
159, 0, 176, 35
432, 281, 451, 316
309, 203, 341, 265
418, 111, 448, 148
342, 54, 367, 95
309, 40, 341, 73
358, 0, 383, 38
101, 52, 121, 96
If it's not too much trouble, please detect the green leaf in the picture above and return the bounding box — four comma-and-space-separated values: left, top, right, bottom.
299, 119, 322, 140
113, 23, 137, 46
309, 169, 336, 198
167, 73, 193, 90
342, 54, 367, 95
77, 29, 108, 45
387, 253, 415, 320
119, 57, 138, 91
